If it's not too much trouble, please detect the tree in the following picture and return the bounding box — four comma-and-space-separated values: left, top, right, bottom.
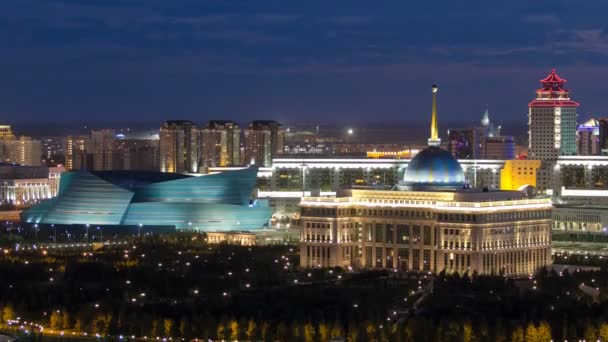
463, 321, 474, 342
304, 322, 315, 342
365, 321, 376, 342
229, 319, 239, 341
61, 311, 71, 330
49, 311, 61, 330
583, 321, 597, 342
511, 325, 524, 342
537, 321, 551, 342
319, 322, 329, 341
599, 322, 608, 342
179, 316, 192, 340
347, 322, 359, 342
525, 322, 538, 342
330, 322, 344, 338
1, 305, 15, 323
74, 318, 83, 333
216, 322, 226, 341
260, 321, 270, 341
163, 319, 174, 337
246, 319, 257, 340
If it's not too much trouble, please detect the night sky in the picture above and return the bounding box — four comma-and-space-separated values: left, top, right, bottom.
1, 0, 607, 125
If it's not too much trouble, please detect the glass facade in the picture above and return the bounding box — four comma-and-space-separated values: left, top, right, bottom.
22, 167, 271, 230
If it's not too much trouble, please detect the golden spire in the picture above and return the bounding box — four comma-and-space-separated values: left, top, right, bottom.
428, 84, 440, 146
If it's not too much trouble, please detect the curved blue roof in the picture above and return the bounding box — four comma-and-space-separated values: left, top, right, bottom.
21, 167, 269, 230
403, 146, 465, 189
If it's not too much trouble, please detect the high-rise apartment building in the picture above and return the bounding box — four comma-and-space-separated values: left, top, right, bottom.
244, 120, 284, 167
91, 129, 116, 171
159, 120, 199, 173
201, 120, 240, 167
113, 138, 159, 171
0, 136, 42, 166
64, 135, 90, 170
528, 69, 579, 160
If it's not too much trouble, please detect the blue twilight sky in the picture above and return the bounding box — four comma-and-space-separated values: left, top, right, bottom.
1, 0, 607, 125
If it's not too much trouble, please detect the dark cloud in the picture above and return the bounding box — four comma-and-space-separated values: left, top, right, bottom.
0, 0, 607, 125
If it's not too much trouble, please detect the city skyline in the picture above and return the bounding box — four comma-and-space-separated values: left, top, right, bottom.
2, 1, 608, 124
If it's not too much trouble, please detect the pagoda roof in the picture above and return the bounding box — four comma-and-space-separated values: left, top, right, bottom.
528, 99, 579, 107
540, 68, 566, 84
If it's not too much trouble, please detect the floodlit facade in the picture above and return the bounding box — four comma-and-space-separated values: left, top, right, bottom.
201, 120, 240, 167
22, 167, 271, 231
299, 85, 552, 275
528, 69, 578, 160
500, 159, 541, 191
0, 136, 42, 166
244, 120, 284, 167
299, 189, 552, 275
159, 120, 199, 173
0, 165, 64, 206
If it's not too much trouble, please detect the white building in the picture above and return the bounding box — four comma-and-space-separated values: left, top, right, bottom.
528, 69, 578, 160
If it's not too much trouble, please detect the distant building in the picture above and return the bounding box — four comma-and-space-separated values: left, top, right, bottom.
0, 136, 42, 166
0, 125, 16, 140
91, 129, 116, 171
116, 139, 159, 171
447, 128, 475, 159
528, 69, 579, 160
244, 120, 284, 167
159, 120, 199, 173
447, 109, 512, 159
486, 136, 515, 160
201, 120, 240, 167
64, 135, 90, 170
577, 118, 608, 155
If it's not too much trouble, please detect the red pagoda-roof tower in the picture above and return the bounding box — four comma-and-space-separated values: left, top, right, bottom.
528, 69, 579, 108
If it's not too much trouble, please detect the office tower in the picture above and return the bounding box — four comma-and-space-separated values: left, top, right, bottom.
159, 120, 199, 173
0, 136, 42, 166
576, 118, 608, 155
64, 135, 90, 170
201, 120, 240, 167
528, 69, 579, 160
244, 120, 284, 167
91, 129, 116, 171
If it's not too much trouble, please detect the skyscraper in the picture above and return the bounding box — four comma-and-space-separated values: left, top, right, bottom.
201, 120, 240, 167
528, 69, 579, 160
244, 120, 284, 167
159, 120, 199, 173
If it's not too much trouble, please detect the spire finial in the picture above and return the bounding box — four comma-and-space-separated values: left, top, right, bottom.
428, 84, 441, 146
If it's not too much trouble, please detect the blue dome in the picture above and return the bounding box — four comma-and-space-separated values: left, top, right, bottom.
403, 146, 465, 189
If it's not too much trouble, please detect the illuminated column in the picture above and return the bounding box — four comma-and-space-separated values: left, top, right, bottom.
428, 85, 441, 147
